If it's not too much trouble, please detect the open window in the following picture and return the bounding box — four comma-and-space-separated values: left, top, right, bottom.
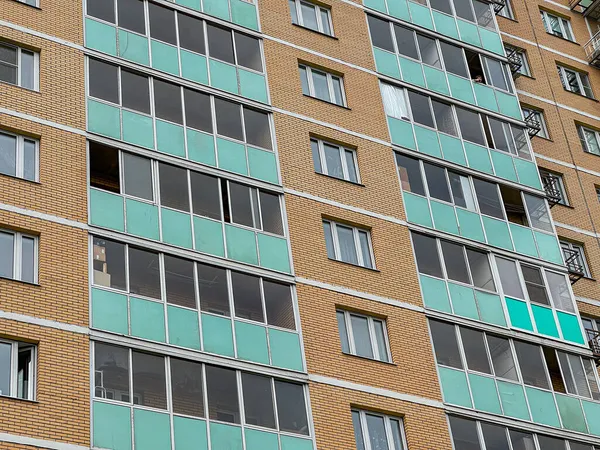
90, 142, 120, 193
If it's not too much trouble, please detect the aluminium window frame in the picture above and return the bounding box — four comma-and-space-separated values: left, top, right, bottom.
352, 409, 408, 450
337, 309, 392, 362
299, 64, 347, 106
323, 220, 375, 269
538, 169, 567, 205
0, 42, 39, 91
0, 130, 39, 182
560, 240, 591, 278
557, 65, 593, 98
0, 338, 36, 401
541, 10, 575, 42
311, 137, 360, 183
289, 0, 334, 36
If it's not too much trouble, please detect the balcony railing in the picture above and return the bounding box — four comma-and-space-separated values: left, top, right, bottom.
583, 29, 600, 67
585, 329, 600, 362
524, 111, 541, 138
489, 0, 506, 14
570, 0, 600, 20
562, 247, 586, 284
541, 176, 563, 208
505, 48, 523, 78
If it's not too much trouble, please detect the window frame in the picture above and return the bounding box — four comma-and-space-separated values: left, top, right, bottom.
560, 240, 591, 278
0, 229, 38, 283
521, 107, 549, 139
558, 65, 593, 99
311, 137, 360, 183
0, 42, 39, 91
510, 47, 531, 77
15, 0, 39, 6
299, 64, 347, 106
578, 125, 600, 155
0, 130, 39, 182
323, 220, 375, 269
497, 0, 514, 19
352, 409, 408, 450
0, 339, 36, 401
289, 0, 334, 36
337, 309, 392, 362
541, 10, 575, 42
538, 169, 568, 205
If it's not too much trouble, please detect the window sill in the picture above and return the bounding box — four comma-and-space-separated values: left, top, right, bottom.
0, 80, 40, 94
0, 172, 41, 185
292, 23, 337, 40
328, 257, 379, 272
0, 275, 40, 287
518, 74, 535, 80
0, 394, 37, 404
498, 16, 518, 23
316, 172, 365, 186
303, 94, 350, 110
532, 135, 552, 142
14, 1, 41, 8
546, 32, 579, 46
563, 90, 598, 102
341, 351, 396, 366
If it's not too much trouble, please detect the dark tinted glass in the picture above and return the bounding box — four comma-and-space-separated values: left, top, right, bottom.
197, 263, 229, 315
454, 0, 475, 21
159, 163, 189, 211
122, 152, 153, 201
235, 32, 263, 71
263, 281, 295, 329
394, 24, 418, 59
244, 108, 272, 149
429, 320, 462, 368
121, 69, 150, 113
514, 341, 549, 389
132, 351, 167, 409
441, 241, 469, 284
164, 255, 196, 309
275, 381, 309, 435
171, 359, 204, 417
367, 15, 394, 52
87, 0, 115, 23
423, 163, 451, 202
449, 416, 480, 450
536, 436, 565, 450
430, 0, 452, 14
117, 0, 145, 33
232, 271, 264, 322
206, 365, 240, 423
154, 79, 183, 124
260, 191, 283, 235
94, 343, 130, 400
128, 247, 161, 299
456, 107, 485, 145
89, 59, 119, 103
473, 179, 503, 219
461, 327, 491, 373
215, 98, 243, 141
207, 24, 234, 64
229, 182, 254, 227
178, 13, 205, 54
184, 89, 212, 132
440, 42, 468, 77
481, 422, 510, 450
242, 373, 275, 428
408, 91, 434, 128
466, 249, 495, 291
93, 237, 127, 290
412, 233, 442, 277
149, 2, 177, 44
191, 172, 221, 220
510, 431, 535, 450
396, 154, 425, 196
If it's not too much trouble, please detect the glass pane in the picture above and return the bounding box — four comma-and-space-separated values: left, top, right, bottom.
21, 237, 34, 283
432, 101, 457, 136
473, 179, 503, 219
242, 373, 275, 429
441, 241, 470, 284
523, 194, 552, 232
324, 144, 343, 178
93, 237, 126, 290
164, 255, 195, 309
345, 150, 358, 182
312, 70, 330, 102
232, 271, 264, 322
289, 0, 298, 24
481, 422, 510, 450
260, 191, 283, 235
396, 154, 425, 196
171, 358, 204, 417
197, 263, 229, 316
0, 133, 16, 177
299, 66, 310, 95
300, 2, 318, 29
366, 414, 388, 450
132, 351, 166, 409
473, 0, 494, 28
148, 2, 176, 44
568, 353, 591, 398
487, 335, 518, 381
495, 257, 524, 299
514, 341, 549, 389
429, 320, 462, 369
373, 320, 389, 362
337, 225, 358, 265
381, 83, 408, 119
323, 221, 335, 259
311, 139, 322, 173
394, 24, 419, 60
467, 249, 495, 291
408, 91, 434, 128
0, 231, 14, 279
352, 411, 366, 450
228, 182, 253, 228
461, 327, 491, 374
511, 125, 530, 159
244, 108, 271, 150
333, 78, 346, 107
368, 15, 394, 52
350, 315, 374, 358
117, 0, 145, 33
337, 311, 350, 353
235, 32, 262, 72
521, 265, 549, 306
440, 42, 468, 78
430, 0, 452, 13
488, 118, 511, 153
20, 50, 35, 90
87, 0, 115, 22
94, 343, 129, 401
449, 416, 480, 450
207, 24, 234, 63
423, 163, 451, 202
456, 107, 485, 146
569, 443, 594, 450
485, 58, 508, 91
206, 365, 240, 423
178, 13, 205, 54
121, 69, 150, 114
537, 436, 566, 450
417, 35, 441, 68
184, 89, 212, 133
275, 381, 308, 434
23, 139, 36, 181
215, 98, 243, 141
509, 431, 535, 450
0, 342, 10, 396
0, 44, 16, 65
447, 173, 473, 210
412, 233, 442, 278
123, 153, 153, 201
154, 79, 183, 124
159, 163, 189, 212
128, 247, 161, 299
583, 358, 600, 400
358, 231, 373, 269
88, 59, 119, 104
263, 281, 295, 329
389, 419, 404, 450
191, 172, 221, 220
17, 345, 32, 399
320, 8, 331, 35
0, 63, 17, 85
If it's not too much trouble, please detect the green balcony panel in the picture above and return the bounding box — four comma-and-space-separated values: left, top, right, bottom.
430, 200, 458, 235
399, 56, 426, 87
469, 373, 502, 414
280, 436, 314, 450
156, 119, 185, 157
363, 0, 386, 13
122, 111, 154, 149
556, 394, 588, 433
439, 134, 466, 165
496, 91, 522, 120
231, 0, 259, 30
226, 224, 258, 265
423, 66, 450, 95
490, 149, 518, 182
479, 28, 504, 55
245, 429, 279, 450
248, 147, 278, 184
432, 11, 459, 39
476, 291, 506, 326
134, 409, 171, 450
193, 216, 225, 257
582, 401, 600, 436
151, 39, 180, 75
201, 313, 234, 357
557, 311, 585, 345
258, 233, 291, 273
482, 216, 513, 251
187, 129, 216, 166
464, 142, 493, 174
514, 159, 543, 190
239, 69, 268, 103
118, 29, 149, 66
87, 99, 121, 139
414, 125, 442, 158
457, 19, 481, 47
402, 192, 432, 228
210, 423, 243, 450
235, 321, 270, 364
509, 223, 538, 258
217, 138, 248, 175
92, 288, 128, 334
86, 18, 117, 56
456, 208, 485, 242
387, 116, 416, 149
168, 305, 201, 350
180, 50, 209, 85
176, 0, 201, 10
130, 297, 166, 342
497, 381, 530, 420
269, 329, 303, 371
439, 367, 472, 408
387, 0, 410, 21
209, 59, 238, 94
125, 198, 160, 241
525, 387, 561, 428
203, 0, 230, 20
419, 274, 451, 313
534, 231, 563, 265
505, 297, 533, 332
373, 48, 401, 79
93, 401, 132, 450
408, 1, 433, 29
90, 188, 125, 231
448, 283, 478, 320
531, 304, 559, 338
161, 208, 194, 249
447, 74, 476, 104
173, 416, 208, 450
473, 83, 498, 112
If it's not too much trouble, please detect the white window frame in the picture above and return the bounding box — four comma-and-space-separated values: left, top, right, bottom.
290, 0, 333, 36
337, 310, 391, 362
0, 42, 39, 91
578, 125, 600, 155
497, 0, 514, 19
16, 0, 39, 6
299, 64, 346, 106
323, 220, 375, 268
560, 240, 591, 278
581, 316, 600, 332
352, 409, 408, 450
311, 138, 360, 183
0, 130, 39, 181
0, 230, 38, 283
541, 11, 575, 42
558, 65, 593, 98
521, 107, 548, 139
0, 339, 36, 400
538, 169, 567, 205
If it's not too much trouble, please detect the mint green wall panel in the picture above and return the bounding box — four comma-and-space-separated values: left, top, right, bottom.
526, 387, 561, 428
156, 120, 185, 157
557, 312, 585, 345
161, 208, 193, 249
439, 367, 472, 407
90, 189, 125, 231
414, 125, 442, 158
134, 409, 171, 450
193, 216, 225, 257
531, 304, 559, 338
490, 150, 517, 182
180, 50, 209, 85
439, 134, 466, 165
476, 291, 506, 326
176, 0, 201, 9
514, 158, 543, 190
231, 0, 259, 29
88, 99, 121, 139
130, 297, 166, 342
203, 0, 230, 20
187, 129, 216, 166
464, 142, 493, 174
201, 313, 234, 357
582, 401, 600, 436
447, 74, 476, 104
122, 111, 154, 149
457, 19, 481, 46
430, 200, 458, 234
209, 59, 238, 94
474, 83, 498, 111
496, 91, 522, 120
509, 224, 538, 258
479, 28, 504, 55
456, 208, 485, 242
363, 0, 386, 12
225, 224, 258, 265
387, 0, 410, 21
238, 69, 268, 103
92, 288, 128, 334
126, 198, 160, 241
168, 305, 201, 350
408, 2, 433, 29
534, 231, 563, 265
419, 274, 451, 313
280, 436, 314, 450
93, 401, 132, 450
482, 216, 513, 250
556, 394, 588, 433
374, 48, 400, 79
387, 116, 416, 149
269, 329, 303, 371
173, 416, 208, 450
118, 30, 149, 65
423, 66, 450, 95
248, 147, 278, 184
217, 138, 248, 175
210, 423, 243, 450
448, 283, 478, 320
497, 381, 530, 420
245, 429, 278, 450
151, 39, 180, 75
432, 11, 459, 39
469, 373, 502, 414
403, 192, 432, 227
399, 56, 426, 87
505, 297, 533, 331
235, 321, 269, 364
86, 18, 117, 56
258, 233, 291, 273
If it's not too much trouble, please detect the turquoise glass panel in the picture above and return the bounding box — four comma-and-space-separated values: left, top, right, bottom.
482, 216, 513, 251
423, 66, 450, 95
258, 233, 291, 273
534, 231, 563, 265
473, 83, 498, 111
476, 291, 506, 326
490, 150, 517, 182
180, 50, 209, 85
269, 329, 303, 371
387, 116, 416, 149
430, 200, 458, 234
469, 373, 502, 414
419, 274, 451, 313
447, 74, 475, 104
526, 387, 561, 428
514, 158, 543, 190
387, 0, 410, 20
505, 297, 533, 331
402, 192, 432, 227
187, 129, 216, 166
496, 90, 522, 119
134, 409, 171, 450
161, 208, 193, 249
226, 225, 258, 265
93, 401, 132, 450
439, 367, 472, 407
210, 423, 243, 450
531, 304, 559, 338
464, 142, 493, 174
203, 0, 230, 20
280, 436, 314, 450
118, 30, 149, 66
399, 56, 425, 87
457, 19, 481, 46
556, 394, 588, 433
193, 216, 225, 257
90, 189, 125, 231
168, 305, 201, 350
156, 120, 185, 157
363, 0, 386, 12
373, 48, 400, 79
408, 2, 433, 29
497, 381, 530, 420
86, 18, 117, 56
122, 111, 154, 149
209, 59, 238, 94
414, 125, 442, 158
239, 69, 268, 103
231, 0, 259, 29
201, 313, 234, 357
217, 138, 248, 175
448, 283, 478, 320
151, 39, 179, 75
92, 288, 128, 334
245, 429, 278, 450
456, 208, 485, 242
439, 134, 466, 165
557, 311, 585, 345
479, 28, 504, 55
582, 401, 600, 436
247, 147, 278, 184
509, 224, 538, 258
173, 416, 208, 450
432, 11, 459, 39
130, 297, 166, 342
125, 198, 159, 241
176, 0, 201, 9
87, 99, 121, 139
235, 321, 269, 364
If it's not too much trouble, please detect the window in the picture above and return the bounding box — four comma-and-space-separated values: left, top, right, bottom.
289, 0, 333, 36
521, 107, 548, 139
0, 42, 38, 90
0, 340, 35, 400
299, 64, 345, 106
0, 230, 36, 283
560, 240, 591, 277
541, 11, 575, 41
380, 82, 409, 120
0, 131, 38, 181
597, 186, 600, 203
557, 66, 593, 98
352, 410, 406, 450
578, 125, 600, 155
337, 310, 390, 362
505, 45, 530, 76
311, 138, 359, 183
539, 170, 567, 205
16, 0, 38, 6
497, 0, 514, 19
323, 220, 374, 268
